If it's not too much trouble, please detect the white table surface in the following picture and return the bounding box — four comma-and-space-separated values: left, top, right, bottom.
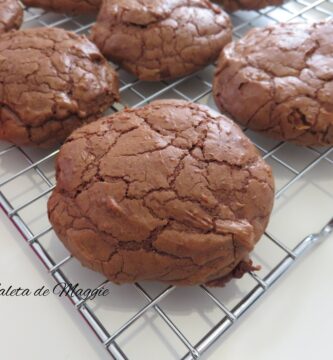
1, 208, 332, 360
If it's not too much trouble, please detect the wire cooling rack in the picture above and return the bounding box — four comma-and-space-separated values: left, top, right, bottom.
0, 1, 333, 359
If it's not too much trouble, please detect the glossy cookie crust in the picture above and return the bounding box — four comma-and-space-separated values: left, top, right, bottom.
48, 100, 274, 286
91, 0, 232, 81
0, 0, 23, 34
213, 20, 333, 146
22, 0, 101, 13
0, 28, 119, 147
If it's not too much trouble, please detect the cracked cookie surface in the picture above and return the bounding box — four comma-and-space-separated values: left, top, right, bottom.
90, 0, 232, 81
22, 0, 101, 13
214, 0, 283, 12
0, 27, 119, 147
0, 0, 23, 34
48, 99, 274, 286
213, 20, 333, 146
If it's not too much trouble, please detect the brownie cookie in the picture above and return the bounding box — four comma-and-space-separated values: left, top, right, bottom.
48, 99, 274, 286
0, 28, 119, 147
0, 0, 23, 34
215, 0, 283, 12
90, 0, 232, 81
22, 0, 101, 13
213, 20, 333, 146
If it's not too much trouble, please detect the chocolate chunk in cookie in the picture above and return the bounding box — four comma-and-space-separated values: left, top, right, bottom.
0, 28, 119, 147
48, 99, 274, 286
91, 0, 232, 81
22, 0, 101, 13
0, 0, 23, 34
215, 0, 283, 12
213, 19, 333, 146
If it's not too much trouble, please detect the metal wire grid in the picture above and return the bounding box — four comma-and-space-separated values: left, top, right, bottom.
0, 1, 332, 359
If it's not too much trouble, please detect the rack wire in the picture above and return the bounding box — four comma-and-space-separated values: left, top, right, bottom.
0, 1, 333, 359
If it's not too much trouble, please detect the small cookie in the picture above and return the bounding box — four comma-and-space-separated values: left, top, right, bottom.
91, 0, 232, 81
0, 0, 23, 34
215, 0, 283, 12
22, 0, 101, 13
213, 20, 333, 146
48, 99, 275, 286
0, 28, 119, 147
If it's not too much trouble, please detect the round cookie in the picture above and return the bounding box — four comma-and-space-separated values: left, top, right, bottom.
0, 0, 23, 34
0, 28, 119, 148
48, 99, 275, 286
90, 0, 232, 81
22, 0, 101, 13
213, 20, 333, 146
215, 0, 283, 12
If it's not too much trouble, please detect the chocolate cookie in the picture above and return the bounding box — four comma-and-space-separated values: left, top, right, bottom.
48, 100, 274, 286
215, 0, 283, 12
213, 20, 333, 146
22, 0, 101, 13
90, 0, 232, 81
0, 28, 119, 148
0, 0, 23, 34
